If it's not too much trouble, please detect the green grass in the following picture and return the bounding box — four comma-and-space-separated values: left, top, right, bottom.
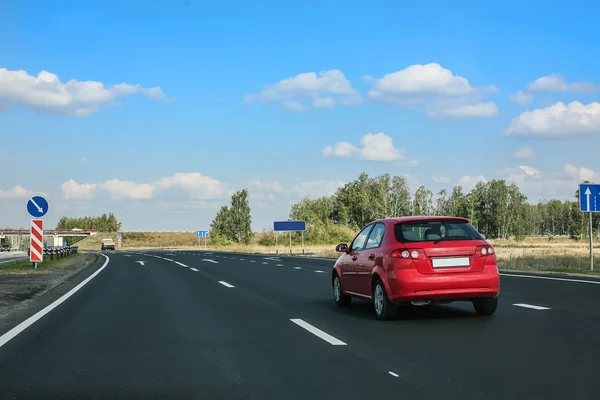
0, 253, 94, 273
498, 255, 600, 275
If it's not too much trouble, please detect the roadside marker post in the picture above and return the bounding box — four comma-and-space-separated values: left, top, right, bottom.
196, 230, 209, 248
273, 221, 306, 255
117, 234, 122, 248
29, 219, 43, 268
579, 183, 600, 271
26, 195, 49, 269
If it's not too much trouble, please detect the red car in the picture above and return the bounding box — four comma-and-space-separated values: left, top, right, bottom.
332, 216, 500, 320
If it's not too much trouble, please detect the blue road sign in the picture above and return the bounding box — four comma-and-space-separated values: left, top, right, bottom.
62, 241, 67, 247
117, 234, 122, 240
579, 183, 600, 212
196, 230, 209, 237
26, 196, 49, 218
274, 221, 306, 232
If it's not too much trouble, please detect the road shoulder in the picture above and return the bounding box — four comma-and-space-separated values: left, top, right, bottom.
0, 252, 106, 337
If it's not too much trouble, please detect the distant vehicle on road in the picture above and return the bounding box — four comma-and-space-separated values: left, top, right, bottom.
101, 239, 116, 251
332, 216, 500, 320
0, 244, 9, 252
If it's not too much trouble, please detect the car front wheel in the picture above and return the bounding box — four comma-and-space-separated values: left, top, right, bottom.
473, 297, 498, 316
333, 274, 351, 306
373, 279, 397, 320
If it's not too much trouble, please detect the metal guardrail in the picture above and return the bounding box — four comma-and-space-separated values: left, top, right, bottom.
27, 246, 79, 261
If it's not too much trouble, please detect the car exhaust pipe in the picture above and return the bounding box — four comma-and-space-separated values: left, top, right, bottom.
411, 300, 431, 306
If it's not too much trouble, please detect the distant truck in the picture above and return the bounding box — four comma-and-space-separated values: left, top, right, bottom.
101, 239, 116, 251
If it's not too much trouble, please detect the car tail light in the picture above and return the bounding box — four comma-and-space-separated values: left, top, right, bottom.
475, 245, 494, 258
391, 248, 427, 260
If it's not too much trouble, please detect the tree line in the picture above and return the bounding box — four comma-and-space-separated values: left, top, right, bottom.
209, 189, 253, 244
56, 213, 122, 232
287, 172, 599, 242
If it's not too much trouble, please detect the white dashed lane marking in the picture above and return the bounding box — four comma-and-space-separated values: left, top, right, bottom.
513, 303, 551, 310
290, 319, 346, 346
190, 268, 199, 272
219, 281, 235, 288
314, 270, 326, 273
294, 267, 302, 270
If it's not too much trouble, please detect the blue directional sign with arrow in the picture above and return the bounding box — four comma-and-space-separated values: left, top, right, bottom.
579, 183, 600, 213
26, 196, 49, 218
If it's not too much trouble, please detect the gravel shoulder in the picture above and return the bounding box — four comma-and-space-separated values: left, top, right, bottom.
0, 253, 98, 321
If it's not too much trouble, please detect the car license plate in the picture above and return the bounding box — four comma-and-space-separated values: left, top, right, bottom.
432, 257, 470, 268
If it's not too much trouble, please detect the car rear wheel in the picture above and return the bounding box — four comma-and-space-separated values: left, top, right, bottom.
333, 274, 351, 306
473, 297, 498, 316
373, 279, 397, 320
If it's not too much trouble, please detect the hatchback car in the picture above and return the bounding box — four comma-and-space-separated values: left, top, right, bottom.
332, 216, 500, 320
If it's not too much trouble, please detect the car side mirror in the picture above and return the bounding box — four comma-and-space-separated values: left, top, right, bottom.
336, 243, 348, 252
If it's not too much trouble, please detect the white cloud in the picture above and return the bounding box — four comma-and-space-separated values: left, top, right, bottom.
499, 163, 600, 201
510, 90, 533, 106
364, 63, 498, 119
61, 172, 231, 201
322, 132, 418, 164
247, 179, 346, 203
427, 101, 499, 118
248, 180, 285, 193
80, 157, 88, 163
503, 101, 600, 138
0, 185, 37, 199
512, 147, 535, 160
432, 176, 451, 184
313, 97, 336, 109
527, 74, 599, 93
281, 100, 308, 112
0, 68, 173, 116
245, 69, 361, 111
457, 175, 488, 191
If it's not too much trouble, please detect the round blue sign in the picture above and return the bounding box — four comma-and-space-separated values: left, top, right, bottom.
26, 196, 49, 218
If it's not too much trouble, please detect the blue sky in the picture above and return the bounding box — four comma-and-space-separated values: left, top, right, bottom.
1, 0, 600, 231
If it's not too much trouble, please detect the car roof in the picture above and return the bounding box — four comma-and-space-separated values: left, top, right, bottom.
374, 216, 470, 224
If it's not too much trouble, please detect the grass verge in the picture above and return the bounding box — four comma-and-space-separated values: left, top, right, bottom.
0, 253, 92, 274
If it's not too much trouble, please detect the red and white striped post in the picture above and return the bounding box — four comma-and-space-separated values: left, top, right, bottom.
30, 219, 44, 268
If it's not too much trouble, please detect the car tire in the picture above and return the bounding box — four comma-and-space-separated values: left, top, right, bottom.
332, 273, 351, 307
473, 297, 498, 316
373, 279, 397, 321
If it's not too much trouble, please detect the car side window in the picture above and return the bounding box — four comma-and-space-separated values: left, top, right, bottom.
351, 224, 374, 252
365, 223, 385, 249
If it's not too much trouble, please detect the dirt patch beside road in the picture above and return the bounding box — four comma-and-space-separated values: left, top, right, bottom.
0, 253, 98, 321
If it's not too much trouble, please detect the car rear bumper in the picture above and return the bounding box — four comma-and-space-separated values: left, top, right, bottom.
386, 265, 500, 303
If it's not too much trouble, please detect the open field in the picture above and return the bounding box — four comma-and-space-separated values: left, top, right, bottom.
73, 232, 600, 275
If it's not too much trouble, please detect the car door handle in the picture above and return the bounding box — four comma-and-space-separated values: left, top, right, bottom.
368, 254, 375, 260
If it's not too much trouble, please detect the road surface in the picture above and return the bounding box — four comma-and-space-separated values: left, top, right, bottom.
0, 249, 599, 399
0, 251, 27, 264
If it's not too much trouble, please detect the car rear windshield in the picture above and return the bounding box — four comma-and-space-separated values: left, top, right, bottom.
394, 220, 484, 243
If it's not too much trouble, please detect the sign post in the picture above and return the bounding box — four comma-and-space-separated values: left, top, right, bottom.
29, 219, 43, 268
273, 221, 306, 255
117, 234, 123, 248
579, 183, 599, 271
26, 196, 49, 269
196, 231, 209, 248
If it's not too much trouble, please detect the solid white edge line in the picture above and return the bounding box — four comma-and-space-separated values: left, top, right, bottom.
218, 281, 234, 288
290, 319, 346, 346
190, 268, 199, 272
0, 253, 110, 350
389, 372, 399, 378
513, 303, 551, 310
500, 272, 600, 285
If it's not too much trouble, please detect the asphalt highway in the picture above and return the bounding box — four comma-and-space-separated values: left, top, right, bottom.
0, 251, 27, 264
0, 249, 599, 399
